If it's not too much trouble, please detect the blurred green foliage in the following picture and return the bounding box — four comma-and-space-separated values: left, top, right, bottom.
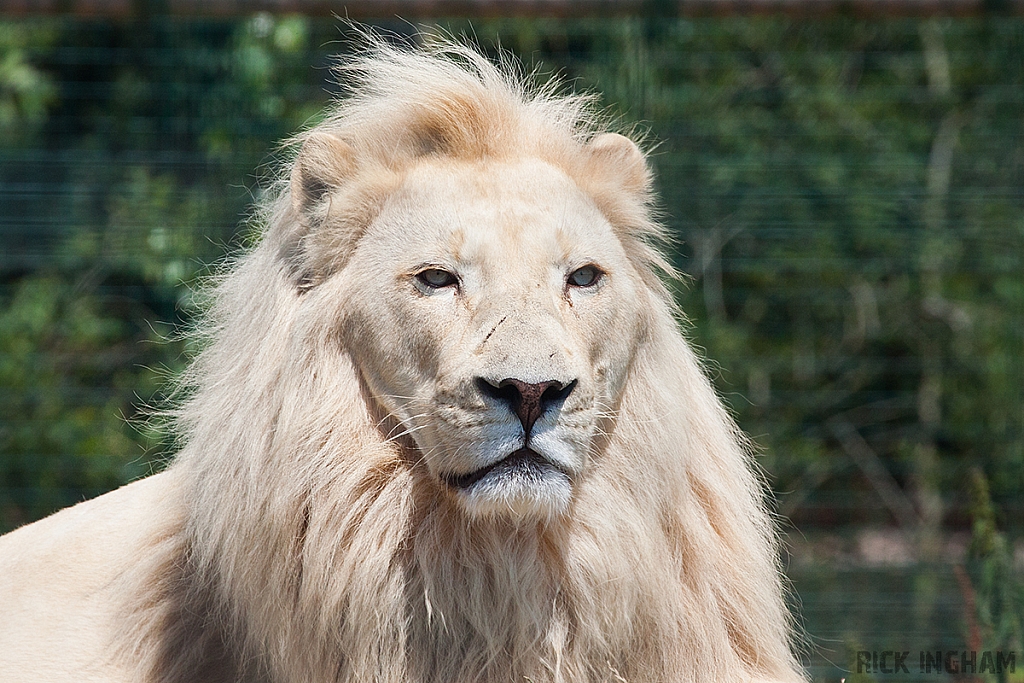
0, 12, 1022, 544
0, 14, 326, 528
966, 468, 1024, 680
0, 23, 55, 139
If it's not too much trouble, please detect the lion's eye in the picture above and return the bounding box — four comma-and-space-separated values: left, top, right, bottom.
568, 265, 602, 288
416, 268, 458, 289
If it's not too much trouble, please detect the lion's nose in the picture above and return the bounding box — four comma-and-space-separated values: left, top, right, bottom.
476, 377, 577, 436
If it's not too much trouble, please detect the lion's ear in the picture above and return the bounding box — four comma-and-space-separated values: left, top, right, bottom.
587, 133, 650, 196
291, 132, 356, 214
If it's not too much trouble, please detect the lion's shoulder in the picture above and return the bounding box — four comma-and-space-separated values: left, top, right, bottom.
0, 470, 182, 683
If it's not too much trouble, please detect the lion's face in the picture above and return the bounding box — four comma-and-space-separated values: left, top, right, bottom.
339, 157, 647, 520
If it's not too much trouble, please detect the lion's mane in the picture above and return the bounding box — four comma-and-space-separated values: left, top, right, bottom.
118, 36, 803, 683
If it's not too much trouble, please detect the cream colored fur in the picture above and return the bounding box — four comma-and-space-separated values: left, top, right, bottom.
0, 36, 804, 683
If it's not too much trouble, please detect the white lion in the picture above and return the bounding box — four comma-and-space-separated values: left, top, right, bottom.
0, 37, 804, 683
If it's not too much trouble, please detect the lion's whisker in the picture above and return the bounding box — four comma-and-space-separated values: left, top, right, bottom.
383, 422, 430, 444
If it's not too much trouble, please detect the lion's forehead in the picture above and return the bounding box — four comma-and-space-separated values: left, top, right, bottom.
381, 157, 621, 268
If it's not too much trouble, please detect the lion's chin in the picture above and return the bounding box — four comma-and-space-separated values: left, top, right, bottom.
442, 448, 573, 521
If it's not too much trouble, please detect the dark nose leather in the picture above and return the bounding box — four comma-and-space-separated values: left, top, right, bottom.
476, 377, 577, 435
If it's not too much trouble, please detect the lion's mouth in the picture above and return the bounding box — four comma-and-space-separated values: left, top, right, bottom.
441, 448, 567, 490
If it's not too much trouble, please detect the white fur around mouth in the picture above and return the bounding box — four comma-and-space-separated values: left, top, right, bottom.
441, 448, 569, 491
